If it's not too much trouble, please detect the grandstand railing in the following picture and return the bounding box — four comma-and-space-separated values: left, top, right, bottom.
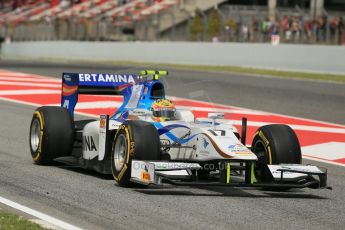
0, 1, 344, 45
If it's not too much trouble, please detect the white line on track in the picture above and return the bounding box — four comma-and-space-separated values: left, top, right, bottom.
0, 76, 61, 83
303, 156, 345, 167
0, 71, 53, 79
230, 120, 345, 134
0, 96, 98, 118
0, 96, 43, 107
0, 89, 60, 95
0, 81, 61, 88
0, 72, 34, 77
0, 196, 83, 230
175, 96, 345, 129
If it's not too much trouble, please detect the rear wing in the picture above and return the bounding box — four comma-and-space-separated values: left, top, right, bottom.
61, 73, 138, 115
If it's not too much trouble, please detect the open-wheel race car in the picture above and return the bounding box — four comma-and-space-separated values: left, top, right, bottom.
29, 70, 330, 190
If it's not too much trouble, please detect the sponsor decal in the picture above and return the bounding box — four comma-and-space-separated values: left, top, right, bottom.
63, 74, 71, 82
131, 110, 145, 115
280, 165, 323, 174
140, 166, 151, 181
62, 84, 78, 96
78, 74, 136, 83
228, 144, 236, 149
84, 136, 97, 151
118, 82, 136, 92
117, 112, 129, 121
62, 99, 70, 109
160, 139, 171, 146
130, 142, 135, 155
100, 117, 106, 129
199, 150, 210, 156
160, 139, 171, 152
111, 123, 120, 129
228, 144, 251, 153
202, 138, 209, 149
143, 87, 148, 96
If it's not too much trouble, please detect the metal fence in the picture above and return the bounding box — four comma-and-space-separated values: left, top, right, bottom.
216, 15, 345, 45
1, 19, 117, 41
1, 8, 344, 45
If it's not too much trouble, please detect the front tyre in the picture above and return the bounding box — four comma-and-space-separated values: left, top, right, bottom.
29, 106, 74, 165
111, 120, 160, 187
251, 124, 301, 183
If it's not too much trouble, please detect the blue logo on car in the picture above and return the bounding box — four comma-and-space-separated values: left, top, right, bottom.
203, 138, 209, 149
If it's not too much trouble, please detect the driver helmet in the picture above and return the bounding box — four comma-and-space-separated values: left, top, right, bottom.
151, 99, 176, 122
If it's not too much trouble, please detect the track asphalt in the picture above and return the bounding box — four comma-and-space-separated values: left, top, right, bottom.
0, 61, 344, 230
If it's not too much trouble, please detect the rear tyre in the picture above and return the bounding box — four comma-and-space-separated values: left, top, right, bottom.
111, 120, 160, 187
29, 106, 74, 165
251, 124, 301, 183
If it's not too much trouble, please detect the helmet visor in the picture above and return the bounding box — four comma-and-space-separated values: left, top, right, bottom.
152, 109, 175, 118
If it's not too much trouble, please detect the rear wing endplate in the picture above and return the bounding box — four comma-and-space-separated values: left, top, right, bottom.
61, 73, 138, 115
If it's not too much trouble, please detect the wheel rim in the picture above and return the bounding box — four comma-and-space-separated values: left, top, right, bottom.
253, 140, 273, 182
30, 119, 41, 152
114, 134, 128, 172
253, 141, 268, 164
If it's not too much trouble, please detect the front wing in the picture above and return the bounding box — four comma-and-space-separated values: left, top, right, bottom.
130, 160, 330, 190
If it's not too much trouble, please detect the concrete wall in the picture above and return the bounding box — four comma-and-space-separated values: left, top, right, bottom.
1, 41, 345, 74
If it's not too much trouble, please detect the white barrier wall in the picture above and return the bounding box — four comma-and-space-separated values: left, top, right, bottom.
1, 41, 345, 74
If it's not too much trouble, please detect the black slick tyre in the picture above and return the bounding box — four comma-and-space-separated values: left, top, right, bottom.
111, 120, 160, 187
29, 106, 74, 165
251, 124, 301, 182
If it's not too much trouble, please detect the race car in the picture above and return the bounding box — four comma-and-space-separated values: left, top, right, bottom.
29, 70, 330, 190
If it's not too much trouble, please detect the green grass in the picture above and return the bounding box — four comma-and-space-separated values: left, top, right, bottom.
160, 63, 345, 83
0, 212, 47, 230
77, 59, 345, 83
